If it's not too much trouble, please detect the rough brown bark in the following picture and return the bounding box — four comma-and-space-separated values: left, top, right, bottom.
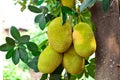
90, 0, 120, 80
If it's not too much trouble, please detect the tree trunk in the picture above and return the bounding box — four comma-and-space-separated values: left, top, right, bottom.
90, 0, 120, 80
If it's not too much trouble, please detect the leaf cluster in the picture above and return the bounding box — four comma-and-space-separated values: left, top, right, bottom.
0, 26, 40, 72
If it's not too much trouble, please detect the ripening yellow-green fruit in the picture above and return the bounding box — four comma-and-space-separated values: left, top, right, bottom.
63, 45, 85, 74
48, 17, 72, 53
73, 22, 96, 57
37, 45, 62, 73
61, 0, 75, 8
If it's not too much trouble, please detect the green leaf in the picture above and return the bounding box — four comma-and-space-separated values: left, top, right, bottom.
85, 70, 89, 78
18, 0, 27, 11
38, 39, 48, 49
18, 45, 26, 50
68, 70, 84, 79
10, 26, 20, 40
61, 6, 75, 16
6, 48, 14, 59
102, 0, 110, 12
12, 48, 20, 65
46, 64, 63, 79
90, 58, 95, 63
35, 14, 46, 30
90, 22, 96, 32
51, 64, 64, 74
85, 58, 90, 65
49, 74, 61, 80
62, 10, 67, 25
78, 72, 84, 79
35, 14, 41, 23
86, 63, 95, 78
38, 14, 46, 30
80, 0, 96, 12
21, 5, 26, 12
45, 14, 55, 23
19, 48, 28, 63
27, 56, 39, 72
49, 64, 63, 80
0, 43, 14, 51
18, 35, 30, 44
87, 0, 96, 7
26, 42, 39, 52
46, 0, 61, 16
31, 0, 38, 4
85, 18, 96, 32
70, 74, 76, 80
36, 0, 44, 5
67, 72, 71, 80
32, 51, 40, 56
6, 37, 15, 46
97, 0, 103, 2
39, 6, 48, 14
81, 10, 91, 17
28, 5, 42, 13
40, 73, 48, 80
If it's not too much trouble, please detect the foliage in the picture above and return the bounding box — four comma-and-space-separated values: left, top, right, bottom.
3, 60, 31, 80
1, 0, 111, 79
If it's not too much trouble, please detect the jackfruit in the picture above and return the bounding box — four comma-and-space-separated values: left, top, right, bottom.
63, 45, 85, 74
73, 22, 96, 57
48, 17, 72, 53
61, 0, 75, 8
38, 45, 62, 73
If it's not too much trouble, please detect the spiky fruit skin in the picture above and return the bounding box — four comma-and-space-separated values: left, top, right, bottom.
38, 45, 62, 73
48, 17, 72, 53
61, 0, 75, 8
73, 22, 96, 57
63, 45, 85, 74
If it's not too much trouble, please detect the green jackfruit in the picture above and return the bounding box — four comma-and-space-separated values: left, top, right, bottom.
73, 22, 96, 57
38, 45, 62, 73
63, 45, 85, 74
48, 17, 72, 53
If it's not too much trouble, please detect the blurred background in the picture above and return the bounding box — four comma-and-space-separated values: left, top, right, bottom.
0, 0, 42, 80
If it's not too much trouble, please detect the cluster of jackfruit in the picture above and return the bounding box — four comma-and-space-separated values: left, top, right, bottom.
37, 17, 96, 74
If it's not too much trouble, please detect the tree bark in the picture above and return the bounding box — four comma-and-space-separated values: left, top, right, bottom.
90, 0, 120, 80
